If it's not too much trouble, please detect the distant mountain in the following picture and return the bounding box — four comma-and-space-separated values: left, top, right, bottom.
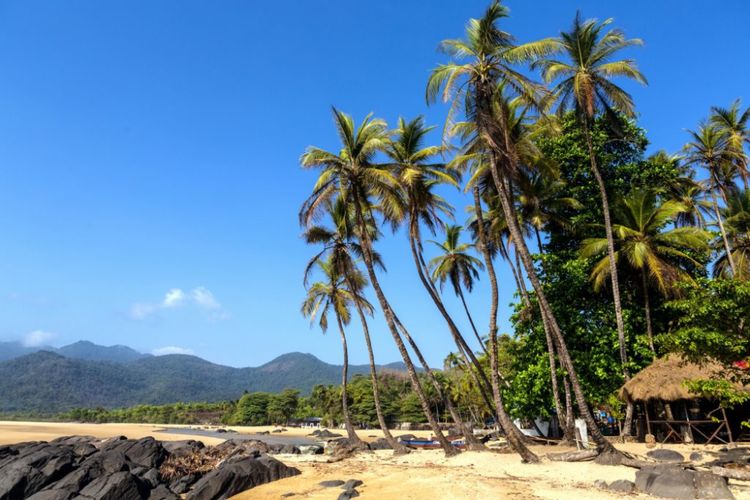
0, 340, 151, 363
0, 343, 409, 413
57, 340, 151, 363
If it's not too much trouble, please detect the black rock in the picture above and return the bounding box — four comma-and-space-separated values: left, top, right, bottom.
162, 440, 204, 458
319, 480, 346, 487
148, 484, 180, 500
26, 490, 74, 500
186, 454, 300, 500
141, 468, 160, 488
646, 448, 685, 463
368, 438, 392, 450
342, 479, 363, 490
0, 444, 76, 498
693, 471, 734, 499
298, 445, 323, 455
607, 479, 634, 493
313, 430, 342, 439
77, 471, 147, 500
279, 444, 300, 455
169, 474, 198, 494
338, 489, 360, 500
689, 452, 704, 462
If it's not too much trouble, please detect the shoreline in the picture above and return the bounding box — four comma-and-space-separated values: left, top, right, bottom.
3, 421, 750, 499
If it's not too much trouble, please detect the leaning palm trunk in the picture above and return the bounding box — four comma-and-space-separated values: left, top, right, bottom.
710, 187, 737, 275
581, 122, 634, 437
474, 92, 618, 456
335, 314, 363, 443
352, 199, 457, 456
507, 231, 567, 437
392, 314, 485, 449
456, 286, 485, 353
407, 217, 495, 421
472, 186, 539, 463
641, 270, 656, 355
349, 282, 409, 454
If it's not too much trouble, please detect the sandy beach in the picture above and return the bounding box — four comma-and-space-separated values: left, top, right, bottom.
3, 421, 750, 499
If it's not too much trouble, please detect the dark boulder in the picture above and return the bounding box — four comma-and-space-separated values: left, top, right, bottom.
186, 454, 300, 500
168, 474, 198, 494
214, 439, 269, 456
607, 479, 634, 493
148, 484, 180, 500
0, 444, 76, 499
693, 471, 734, 499
368, 439, 392, 450
319, 480, 345, 487
646, 448, 685, 463
162, 440, 204, 458
342, 479, 363, 490
26, 490, 74, 500
77, 471, 147, 500
338, 489, 360, 500
312, 430, 342, 439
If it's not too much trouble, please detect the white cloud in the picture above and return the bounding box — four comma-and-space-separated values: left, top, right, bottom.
130, 287, 227, 320
192, 287, 220, 310
22, 330, 56, 347
152, 346, 194, 356
162, 288, 186, 308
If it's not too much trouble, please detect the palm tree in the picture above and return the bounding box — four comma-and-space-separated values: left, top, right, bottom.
711, 100, 750, 189
300, 109, 458, 456
428, 225, 485, 348
386, 117, 491, 445
303, 199, 409, 453
684, 123, 741, 276
581, 190, 711, 353
301, 257, 367, 444
714, 189, 750, 280
428, 2, 619, 459
536, 13, 647, 405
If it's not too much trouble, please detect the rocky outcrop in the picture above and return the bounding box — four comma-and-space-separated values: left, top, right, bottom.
0, 436, 300, 500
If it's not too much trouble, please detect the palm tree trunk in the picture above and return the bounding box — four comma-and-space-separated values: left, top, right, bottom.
472, 186, 539, 463
456, 286, 485, 353
407, 217, 495, 429
335, 313, 362, 443
352, 198, 457, 456
711, 189, 737, 275
349, 288, 409, 454
641, 269, 656, 355
486, 152, 618, 457
582, 121, 635, 439
562, 377, 576, 443
582, 121, 629, 378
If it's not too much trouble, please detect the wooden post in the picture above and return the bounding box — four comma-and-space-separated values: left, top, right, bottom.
645, 401, 651, 436
722, 407, 734, 444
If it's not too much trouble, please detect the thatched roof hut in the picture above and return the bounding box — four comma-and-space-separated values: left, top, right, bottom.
619, 355, 731, 403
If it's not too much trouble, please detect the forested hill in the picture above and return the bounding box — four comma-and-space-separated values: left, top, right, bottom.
0, 345, 408, 413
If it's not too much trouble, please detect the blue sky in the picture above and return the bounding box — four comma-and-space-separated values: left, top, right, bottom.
0, 1, 747, 368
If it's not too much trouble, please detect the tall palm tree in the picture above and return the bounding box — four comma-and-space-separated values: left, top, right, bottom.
581, 190, 711, 353
300, 109, 458, 455
711, 100, 750, 189
301, 258, 367, 444
536, 13, 647, 406
684, 124, 741, 276
428, 225, 485, 348
303, 199, 409, 453
428, 2, 620, 459
714, 189, 750, 280
386, 117, 492, 445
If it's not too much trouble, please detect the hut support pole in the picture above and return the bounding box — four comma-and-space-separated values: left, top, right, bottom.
645, 402, 651, 436
722, 407, 734, 444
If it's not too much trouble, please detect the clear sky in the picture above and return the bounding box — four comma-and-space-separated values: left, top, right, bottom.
0, 1, 747, 368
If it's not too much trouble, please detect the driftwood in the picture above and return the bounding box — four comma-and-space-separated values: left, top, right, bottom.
547, 449, 598, 462
711, 466, 750, 481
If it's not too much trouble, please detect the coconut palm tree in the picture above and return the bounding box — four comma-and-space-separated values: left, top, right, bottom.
714, 189, 750, 280
711, 100, 750, 189
303, 199, 409, 453
536, 13, 647, 406
581, 190, 711, 353
301, 257, 368, 444
684, 123, 742, 276
428, 224, 485, 348
386, 117, 492, 445
428, 2, 619, 459
300, 108, 458, 455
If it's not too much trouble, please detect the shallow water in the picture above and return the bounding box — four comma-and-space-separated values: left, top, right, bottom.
158, 427, 320, 446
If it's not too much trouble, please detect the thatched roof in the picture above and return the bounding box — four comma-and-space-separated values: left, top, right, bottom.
619, 355, 735, 403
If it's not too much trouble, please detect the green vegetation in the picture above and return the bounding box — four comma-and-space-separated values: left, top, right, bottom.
299, 0, 750, 461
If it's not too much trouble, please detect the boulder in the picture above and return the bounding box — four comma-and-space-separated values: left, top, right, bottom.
368, 439, 392, 451
607, 479, 634, 493
0, 444, 76, 498
647, 448, 686, 463
148, 484, 180, 500
26, 490, 74, 500
77, 471, 147, 500
689, 452, 704, 462
161, 440, 204, 458
326, 439, 370, 461
168, 474, 198, 494
338, 489, 360, 499
186, 454, 300, 500
693, 471, 734, 499
214, 439, 269, 456
645, 467, 696, 499
319, 480, 345, 487
342, 479, 363, 490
